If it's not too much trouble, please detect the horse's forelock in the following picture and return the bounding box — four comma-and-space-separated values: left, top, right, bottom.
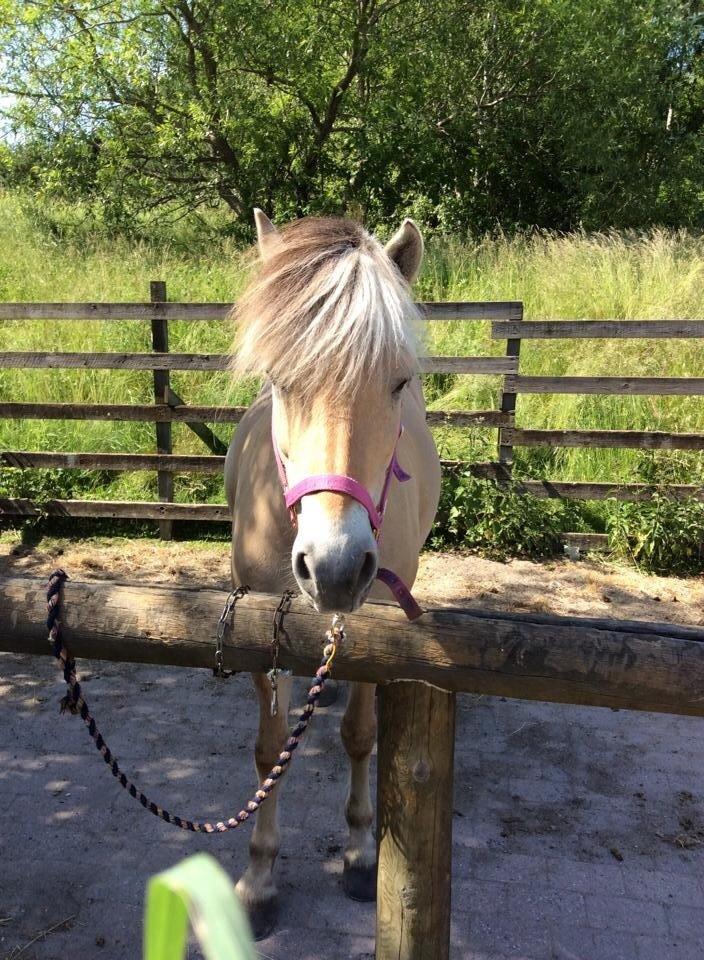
231, 217, 420, 400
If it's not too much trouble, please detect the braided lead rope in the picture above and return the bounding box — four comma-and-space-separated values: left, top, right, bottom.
46, 569, 341, 834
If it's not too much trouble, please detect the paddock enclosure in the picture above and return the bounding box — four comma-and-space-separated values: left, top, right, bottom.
2, 287, 704, 541
2, 293, 704, 959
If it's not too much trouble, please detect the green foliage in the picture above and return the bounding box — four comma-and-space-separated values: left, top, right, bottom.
606, 495, 704, 575
144, 854, 256, 960
430, 469, 585, 559
2, 1, 704, 232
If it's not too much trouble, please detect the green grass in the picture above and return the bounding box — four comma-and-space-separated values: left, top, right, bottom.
1, 191, 703, 564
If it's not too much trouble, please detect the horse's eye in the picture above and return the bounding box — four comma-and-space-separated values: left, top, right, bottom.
392, 377, 410, 397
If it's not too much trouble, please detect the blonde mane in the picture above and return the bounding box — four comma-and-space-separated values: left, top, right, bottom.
232, 217, 420, 401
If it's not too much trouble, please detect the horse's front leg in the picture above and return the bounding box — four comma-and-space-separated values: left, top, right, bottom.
340, 680, 378, 901
235, 671, 292, 939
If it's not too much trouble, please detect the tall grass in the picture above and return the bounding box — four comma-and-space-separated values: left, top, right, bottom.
1, 192, 703, 527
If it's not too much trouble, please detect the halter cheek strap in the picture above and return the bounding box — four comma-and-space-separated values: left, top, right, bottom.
272, 423, 423, 621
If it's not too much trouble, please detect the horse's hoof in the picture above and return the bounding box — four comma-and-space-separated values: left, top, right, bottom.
317, 678, 340, 708
245, 897, 279, 940
342, 862, 377, 902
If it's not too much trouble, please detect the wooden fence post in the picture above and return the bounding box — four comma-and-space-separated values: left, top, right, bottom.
376, 681, 456, 960
497, 302, 523, 469
150, 280, 173, 540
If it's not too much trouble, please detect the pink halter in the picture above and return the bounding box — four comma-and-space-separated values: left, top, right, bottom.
272, 422, 423, 621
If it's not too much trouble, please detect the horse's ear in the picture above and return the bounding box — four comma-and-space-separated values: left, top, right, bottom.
385, 218, 424, 284
254, 208, 281, 260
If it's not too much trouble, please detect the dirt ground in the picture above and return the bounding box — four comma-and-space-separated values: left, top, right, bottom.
2, 533, 703, 623
2, 534, 704, 960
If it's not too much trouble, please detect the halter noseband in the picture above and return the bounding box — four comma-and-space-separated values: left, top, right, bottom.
272, 422, 423, 621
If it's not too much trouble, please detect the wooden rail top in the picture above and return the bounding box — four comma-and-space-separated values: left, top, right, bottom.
493, 319, 704, 339
0, 352, 519, 375
0, 300, 522, 322
4, 576, 704, 716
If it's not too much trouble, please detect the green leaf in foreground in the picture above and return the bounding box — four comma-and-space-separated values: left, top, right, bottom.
144, 854, 256, 960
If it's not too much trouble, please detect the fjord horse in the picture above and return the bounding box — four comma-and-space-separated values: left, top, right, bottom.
225, 211, 440, 936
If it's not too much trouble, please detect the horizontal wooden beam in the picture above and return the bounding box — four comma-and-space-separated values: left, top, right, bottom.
0, 402, 248, 423
0, 466, 696, 506
0, 452, 226, 472
3, 577, 704, 717
0, 300, 522, 322
0, 402, 506, 428
493, 320, 704, 339
511, 480, 704, 501
424, 356, 517, 374
0, 498, 230, 521
0, 352, 518, 376
504, 428, 704, 450
563, 532, 609, 551
0, 352, 233, 371
420, 301, 523, 321
426, 409, 509, 427
0, 452, 508, 482
509, 376, 704, 396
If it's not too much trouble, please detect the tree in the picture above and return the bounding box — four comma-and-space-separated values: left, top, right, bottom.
1, 0, 703, 231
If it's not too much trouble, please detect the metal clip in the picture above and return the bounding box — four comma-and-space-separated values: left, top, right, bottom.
213, 585, 249, 678
268, 590, 294, 715
267, 665, 293, 717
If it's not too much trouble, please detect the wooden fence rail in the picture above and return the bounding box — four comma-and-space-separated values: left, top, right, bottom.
0, 352, 518, 375
0, 401, 508, 427
492, 319, 704, 338
0, 300, 523, 322
5, 576, 704, 719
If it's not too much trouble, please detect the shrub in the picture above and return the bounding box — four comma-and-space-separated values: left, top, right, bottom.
606, 495, 704, 575
430, 469, 585, 560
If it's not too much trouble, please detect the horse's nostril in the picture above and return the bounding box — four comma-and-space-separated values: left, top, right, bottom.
359, 550, 377, 588
294, 552, 311, 582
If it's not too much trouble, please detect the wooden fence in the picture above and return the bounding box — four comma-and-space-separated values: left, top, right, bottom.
1, 284, 703, 540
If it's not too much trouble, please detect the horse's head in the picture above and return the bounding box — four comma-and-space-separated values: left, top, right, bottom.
234, 212, 424, 612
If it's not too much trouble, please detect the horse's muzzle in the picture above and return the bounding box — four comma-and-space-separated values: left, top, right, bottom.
293, 540, 378, 612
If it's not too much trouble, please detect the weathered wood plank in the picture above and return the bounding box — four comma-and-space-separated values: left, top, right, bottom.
421, 356, 518, 374
420, 301, 522, 321
493, 320, 704, 339
0, 352, 517, 375
504, 428, 704, 450
0, 300, 521, 322
510, 376, 704, 396
563, 532, 610, 551
0, 498, 230, 521
0, 302, 232, 321
0, 452, 509, 480
0, 451, 225, 472
1, 466, 698, 505
425, 410, 509, 427
4, 578, 704, 716
0, 352, 234, 370
0, 401, 506, 428
377, 683, 455, 960
0, 402, 248, 422
511, 481, 704, 501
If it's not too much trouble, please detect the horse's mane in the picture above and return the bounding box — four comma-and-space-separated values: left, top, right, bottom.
231, 217, 420, 401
